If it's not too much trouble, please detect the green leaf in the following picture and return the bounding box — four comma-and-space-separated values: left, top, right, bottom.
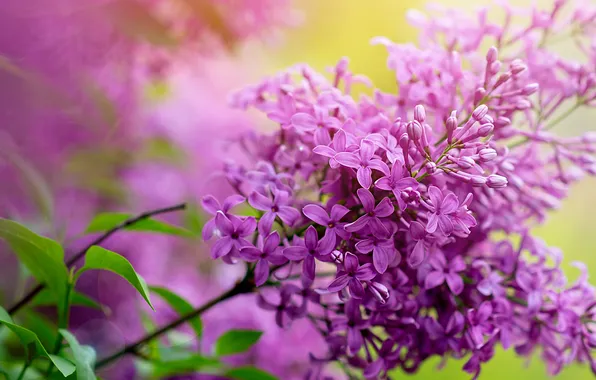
214, 330, 263, 357
77, 246, 153, 309
19, 311, 57, 350
0, 218, 69, 316
31, 289, 104, 311
149, 286, 202, 339
59, 329, 97, 380
86, 212, 193, 237
225, 366, 279, 380
0, 306, 76, 377
152, 354, 220, 377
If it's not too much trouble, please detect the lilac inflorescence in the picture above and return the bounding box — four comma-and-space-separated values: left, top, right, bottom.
203, 1, 596, 378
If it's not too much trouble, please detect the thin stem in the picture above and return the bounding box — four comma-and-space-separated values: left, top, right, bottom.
508, 102, 582, 149
45, 282, 74, 377
16, 362, 29, 380
94, 276, 254, 370
7, 203, 187, 315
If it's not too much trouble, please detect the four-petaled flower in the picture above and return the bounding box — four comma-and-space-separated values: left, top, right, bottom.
201, 194, 245, 240
335, 139, 390, 188
345, 188, 394, 236
284, 226, 336, 285
375, 164, 419, 211
424, 186, 461, 235
249, 188, 301, 235
211, 212, 256, 260
328, 252, 376, 299
331, 300, 370, 355
303, 203, 351, 241
355, 235, 396, 274
424, 253, 466, 295
240, 232, 287, 286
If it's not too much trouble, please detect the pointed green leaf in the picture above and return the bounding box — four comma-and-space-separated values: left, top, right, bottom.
225, 366, 279, 380
149, 286, 202, 339
0, 218, 69, 315
77, 246, 153, 309
0, 306, 76, 377
31, 289, 104, 311
59, 329, 97, 380
86, 212, 193, 237
214, 330, 263, 357
152, 354, 220, 377
20, 311, 58, 350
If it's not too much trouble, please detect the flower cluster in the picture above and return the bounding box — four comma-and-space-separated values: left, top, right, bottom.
202, 1, 596, 378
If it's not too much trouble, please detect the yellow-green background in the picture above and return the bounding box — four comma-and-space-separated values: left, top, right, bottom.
255, 0, 596, 378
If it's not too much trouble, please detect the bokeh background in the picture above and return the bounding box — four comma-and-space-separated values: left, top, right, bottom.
0, 0, 594, 379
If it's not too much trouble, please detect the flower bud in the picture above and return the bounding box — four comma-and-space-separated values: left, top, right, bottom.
407, 121, 422, 141
472, 105, 489, 121
369, 281, 390, 304
487, 174, 508, 188
494, 72, 512, 87
486, 46, 498, 63
515, 99, 532, 110
510, 59, 527, 75
480, 115, 494, 124
446, 112, 458, 140
478, 148, 497, 162
425, 161, 437, 174
470, 176, 487, 187
414, 104, 426, 123
521, 83, 539, 96
477, 123, 494, 137
458, 156, 476, 169
495, 116, 511, 128
489, 60, 502, 74
474, 87, 487, 104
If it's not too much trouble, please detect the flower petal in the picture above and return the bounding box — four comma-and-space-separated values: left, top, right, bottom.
345, 215, 370, 232
278, 206, 301, 227
357, 166, 373, 188
291, 112, 317, 131
313, 145, 336, 158
374, 197, 395, 217
355, 263, 377, 281
359, 139, 375, 162
254, 259, 270, 287
344, 253, 359, 273
258, 212, 276, 235
212, 237, 233, 259
248, 191, 273, 211
283, 246, 308, 260
304, 226, 319, 250
427, 186, 444, 208
335, 152, 361, 169
328, 274, 350, 292
446, 273, 464, 295
330, 204, 350, 221
441, 193, 460, 214
303, 204, 330, 225
201, 195, 221, 215
426, 213, 439, 234
357, 188, 376, 212
318, 228, 337, 255
263, 231, 281, 254
373, 247, 389, 273
408, 240, 426, 268
424, 271, 445, 290
349, 278, 365, 299
222, 195, 246, 212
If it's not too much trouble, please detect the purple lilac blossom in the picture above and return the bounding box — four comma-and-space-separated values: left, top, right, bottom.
202, 1, 596, 377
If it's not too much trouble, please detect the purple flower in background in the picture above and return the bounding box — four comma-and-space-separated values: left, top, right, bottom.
249, 188, 301, 235
303, 203, 351, 240
211, 213, 256, 259
335, 139, 389, 188
328, 253, 376, 299
313, 129, 349, 169
258, 285, 302, 328
202, 194, 246, 240
424, 253, 466, 295
466, 302, 493, 349
345, 188, 394, 235
332, 300, 370, 355
240, 232, 287, 286
375, 164, 419, 211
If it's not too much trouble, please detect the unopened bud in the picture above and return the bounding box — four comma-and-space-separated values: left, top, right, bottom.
414, 104, 426, 123
510, 59, 527, 75
471, 176, 487, 187
477, 123, 494, 137
474, 87, 487, 104
478, 148, 497, 162
486, 46, 499, 63
495, 116, 511, 128
515, 99, 532, 110
458, 156, 476, 169
407, 121, 422, 141
472, 105, 489, 121
425, 161, 437, 174
487, 174, 508, 188
521, 83, 539, 96
490, 61, 502, 74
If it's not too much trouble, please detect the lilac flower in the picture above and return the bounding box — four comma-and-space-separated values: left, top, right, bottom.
408, 221, 428, 267
327, 253, 376, 299
335, 139, 390, 188
466, 302, 493, 349
345, 188, 394, 235
477, 270, 505, 298
257, 285, 302, 328
283, 226, 336, 284
313, 128, 353, 169
302, 203, 351, 240
248, 188, 301, 235
240, 232, 287, 286
355, 235, 396, 274
424, 253, 466, 295
423, 186, 462, 235
331, 300, 370, 355
202, 194, 246, 240
210, 213, 256, 260
375, 164, 419, 211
